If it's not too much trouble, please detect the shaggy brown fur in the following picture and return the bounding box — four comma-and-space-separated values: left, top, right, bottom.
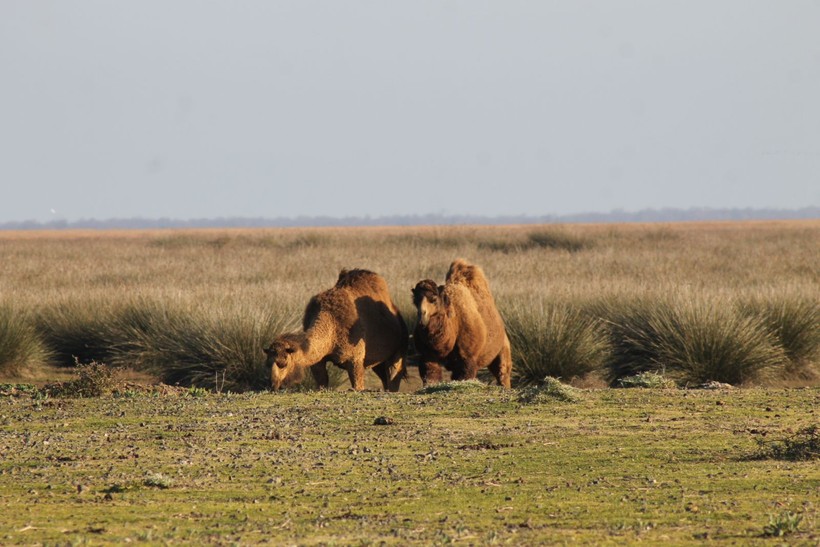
412, 259, 512, 387
264, 268, 408, 391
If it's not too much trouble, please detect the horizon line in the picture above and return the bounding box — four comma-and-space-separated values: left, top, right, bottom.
1, 206, 818, 230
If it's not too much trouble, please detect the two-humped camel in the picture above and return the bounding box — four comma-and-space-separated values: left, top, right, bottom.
412, 259, 512, 388
264, 269, 407, 391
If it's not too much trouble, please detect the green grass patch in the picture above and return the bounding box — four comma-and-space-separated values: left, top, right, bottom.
417, 379, 490, 394
0, 388, 817, 544
617, 371, 678, 389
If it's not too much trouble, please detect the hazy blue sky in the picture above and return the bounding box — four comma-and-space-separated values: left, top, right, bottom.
1, 1, 819, 222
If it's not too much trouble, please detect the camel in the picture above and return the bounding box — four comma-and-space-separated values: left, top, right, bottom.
412, 259, 512, 388
264, 268, 407, 391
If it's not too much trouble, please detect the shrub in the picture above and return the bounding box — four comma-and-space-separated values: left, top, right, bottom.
505, 300, 610, 386
42, 359, 117, 398
0, 305, 50, 377
600, 297, 788, 386
737, 296, 819, 379
755, 425, 820, 461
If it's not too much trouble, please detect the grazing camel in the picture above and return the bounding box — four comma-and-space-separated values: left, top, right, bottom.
264, 269, 407, 391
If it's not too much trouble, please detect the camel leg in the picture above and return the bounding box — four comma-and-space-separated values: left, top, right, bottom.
488, 356, 503, 386
419, 361, 443, 386
448, 355, 472, 381
494, 336, 512, 388
310, 361, 330, 389
374, 356, 404, 392
345, 361, 366, 391
461, 360, 479, 380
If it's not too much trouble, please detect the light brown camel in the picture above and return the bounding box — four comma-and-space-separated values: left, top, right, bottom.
264, 268, 407, 391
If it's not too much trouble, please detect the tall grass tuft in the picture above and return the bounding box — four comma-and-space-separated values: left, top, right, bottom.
601, 297, 788, 386
0, 305, 51, 377
504, 300, 611, 386
737, 296, 819, 379
35, 300, 120, 366
123, 304, 297, 392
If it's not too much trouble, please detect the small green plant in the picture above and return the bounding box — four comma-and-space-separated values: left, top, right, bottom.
186, 386, 210, 398
518, 376, 582, 403
762, 510, 803, 537
144, 473, 173, 489
617, 371, 677, 389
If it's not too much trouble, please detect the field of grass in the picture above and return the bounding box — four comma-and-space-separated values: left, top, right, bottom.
0, 221, 818, 544
0, 220, 817, 388
0, 383, 817, 544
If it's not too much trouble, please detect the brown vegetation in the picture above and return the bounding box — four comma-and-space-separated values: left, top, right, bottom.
412, 259, 512, 387
264, 269, 407, 391
0, 220, 817, 388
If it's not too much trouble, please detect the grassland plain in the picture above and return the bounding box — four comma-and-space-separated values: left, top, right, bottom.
0, 221, 818, 544
0, 220, 818, 388
0, 385, 818, 544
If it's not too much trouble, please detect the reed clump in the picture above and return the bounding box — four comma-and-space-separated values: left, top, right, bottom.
598, 296, 789, 386
737, 295, 820, 380
0, 304, 51, 377
504, 300, 610, 386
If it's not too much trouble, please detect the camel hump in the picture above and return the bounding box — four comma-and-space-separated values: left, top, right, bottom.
446, 259, 491, 294
336, 268, 379, 288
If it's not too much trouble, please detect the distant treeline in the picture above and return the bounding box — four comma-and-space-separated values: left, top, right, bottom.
1, 207, 818, 230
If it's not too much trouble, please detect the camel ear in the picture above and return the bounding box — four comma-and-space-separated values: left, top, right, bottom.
263, 347, 273, 356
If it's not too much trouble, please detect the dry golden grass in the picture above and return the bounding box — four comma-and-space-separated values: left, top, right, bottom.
1, 220, 817, 387
2, 220, 816, 304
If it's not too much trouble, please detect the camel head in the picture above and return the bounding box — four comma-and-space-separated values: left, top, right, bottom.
263, 335, 303, 390
412, 279, 449, 327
